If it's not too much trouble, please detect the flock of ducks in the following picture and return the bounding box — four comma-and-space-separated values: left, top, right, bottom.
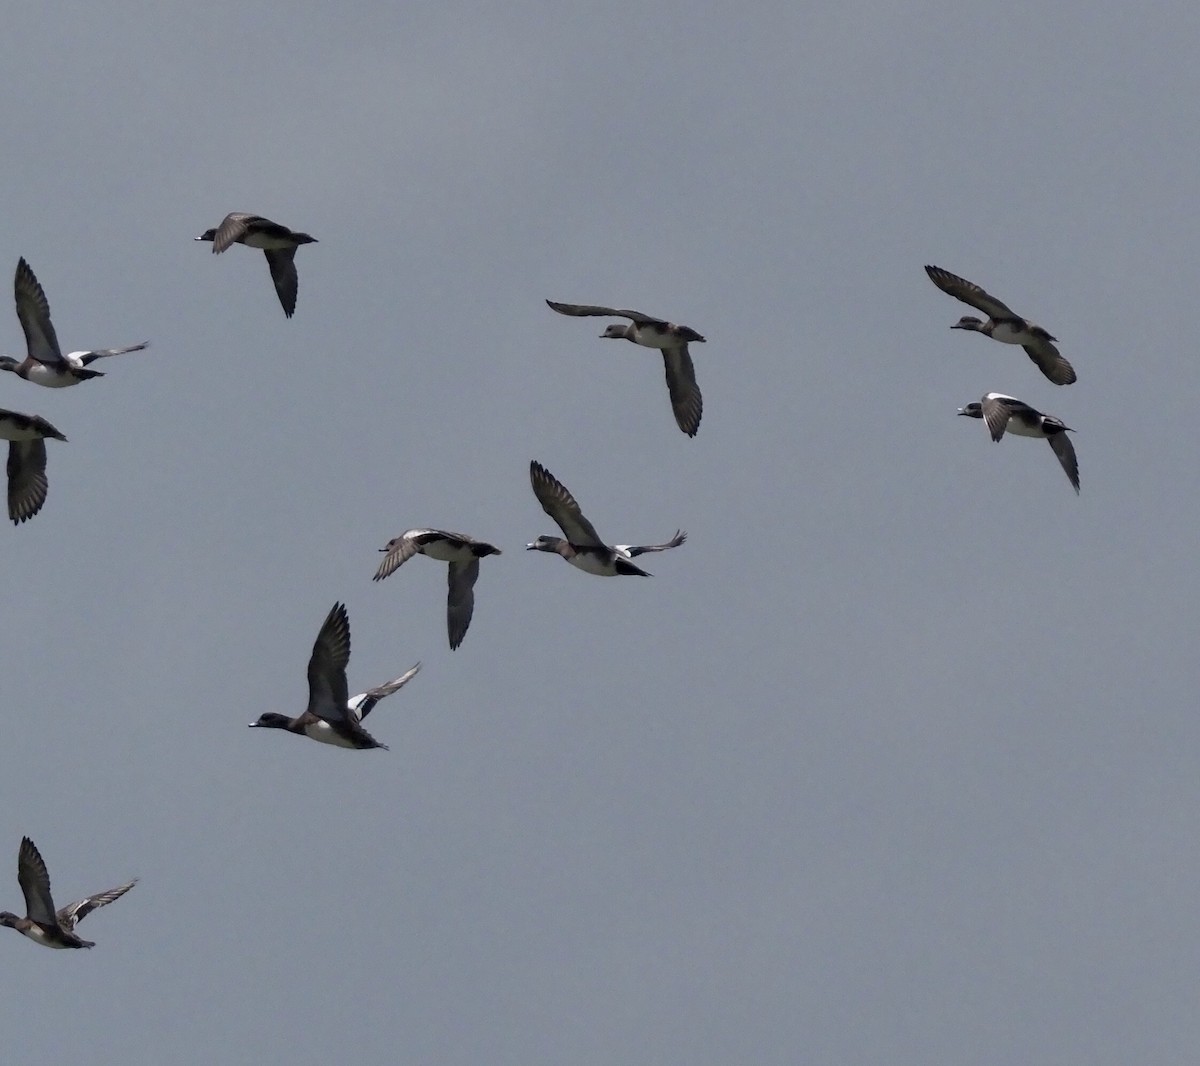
0, 258, 149, 524
0, 211, 705, 948
926, 264, 1081, 493
0, 225, 1079, 948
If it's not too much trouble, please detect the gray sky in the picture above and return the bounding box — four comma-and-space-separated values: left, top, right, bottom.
2, 2, 1198, 1063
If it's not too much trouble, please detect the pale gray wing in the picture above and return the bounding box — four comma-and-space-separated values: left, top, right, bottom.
447, 559, 480, 650
663, 346, 702, 436
617, 531, 687, 558
72, 342, 150, 368
7, 439, 49, 524
349, 664, 422, 721
1048, 433, 1080, 494
58, 879, 137, 930
14, 258, 64, 363
264, 249, 300, 318
545, 301, 667, 328
924, 265, 1016, 319
529, 461, 605, 546
17, 838, 58, 926
979, 396, 1015, 442
373, 532, 420, 581
211, 213, 255, 254
306, 603, 352, 724
1022, 338, 1077, 385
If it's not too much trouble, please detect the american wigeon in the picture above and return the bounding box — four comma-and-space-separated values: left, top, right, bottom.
0, 408, 67, 523
958, 393, 1080, 493
249, 602, 403, 749
195, 213, 317, 318
373, 530, 501, 650
925, 265, 1076, 385
545, 300, 704, 436
526, 460, 685, 576
0, 258, 148, 387
0, 837, 135, 949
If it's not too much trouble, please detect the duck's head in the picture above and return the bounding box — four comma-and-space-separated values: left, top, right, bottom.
249, 713, 292, 730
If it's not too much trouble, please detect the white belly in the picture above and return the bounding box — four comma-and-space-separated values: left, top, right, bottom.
420, 541, 471, 563
303, 720, 358, 747
1004, 419, 1046, 439
25, 364, 74, 387
21, 926, 69, 948
988, 322, 1032, 345
630, 326, 672, 350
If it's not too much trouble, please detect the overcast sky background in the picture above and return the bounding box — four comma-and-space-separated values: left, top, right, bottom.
2, 3, 1198, 1063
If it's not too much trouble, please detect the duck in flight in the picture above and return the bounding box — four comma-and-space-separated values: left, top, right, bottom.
0, 408, 67, 523
373, 530, 501, 650
526, 460, 685, 576
195, 213, 317, 318
0, 837, 135, 949
0, 258, 148, 387
958, 393, 1080, 493
925, 265, 1076, 385
249, 603, 407, 749
545, 300, 704, 436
